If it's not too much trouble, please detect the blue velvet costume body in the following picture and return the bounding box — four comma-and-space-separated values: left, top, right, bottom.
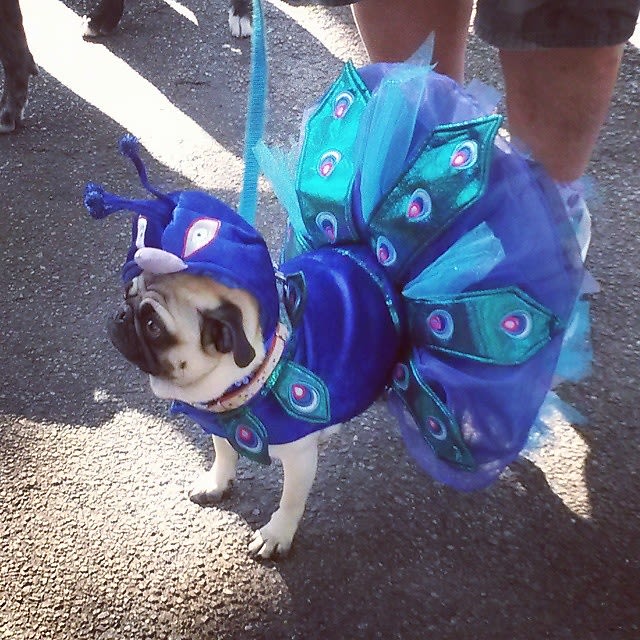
86, 56, 591, 491
171, 245, 403, 463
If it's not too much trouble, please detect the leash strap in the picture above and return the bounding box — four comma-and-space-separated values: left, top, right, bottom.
238, 0, 268, 225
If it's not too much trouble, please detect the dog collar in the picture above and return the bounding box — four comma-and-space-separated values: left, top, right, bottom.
201, 321, 289, 413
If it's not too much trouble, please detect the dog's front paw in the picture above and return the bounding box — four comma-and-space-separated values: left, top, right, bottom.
248, 508, 299, 559
188, 469, 233, 506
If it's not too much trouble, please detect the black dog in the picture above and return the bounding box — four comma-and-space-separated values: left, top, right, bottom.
0, 0, 38, 133
83, 0, 253, 38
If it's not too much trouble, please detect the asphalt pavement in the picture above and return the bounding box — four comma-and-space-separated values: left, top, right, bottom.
1, 1, 639, 639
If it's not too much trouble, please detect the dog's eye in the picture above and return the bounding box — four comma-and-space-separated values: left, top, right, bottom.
145, 317, 162, 339
139, 305, 164, 340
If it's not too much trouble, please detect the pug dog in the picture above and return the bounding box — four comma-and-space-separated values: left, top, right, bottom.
109, 271, 317, 558
90, 169, 401, 558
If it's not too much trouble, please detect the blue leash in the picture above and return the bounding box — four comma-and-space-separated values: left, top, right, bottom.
238, 0, 268, 225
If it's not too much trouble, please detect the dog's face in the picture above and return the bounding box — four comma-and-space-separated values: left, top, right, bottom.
108, 272, 265, 404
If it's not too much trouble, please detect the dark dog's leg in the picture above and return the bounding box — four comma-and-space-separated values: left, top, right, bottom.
0, 0, 38, 133
229, 0, 252, 38
82, 0, 126, 38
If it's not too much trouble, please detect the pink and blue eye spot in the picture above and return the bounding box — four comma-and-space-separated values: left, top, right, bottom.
450, 140, 478, 170
500, 311, 532, 338
425, 416, 447, 441
317, 151, 342, 178
316, 212, 338, 243
376, 236, 397, 266
235, 424, 262, 454
290, 383, 320, 413
427, 310, 454, 340
406, 188, 432, 221
392, 363, 410, 391
333, 91, 354, 119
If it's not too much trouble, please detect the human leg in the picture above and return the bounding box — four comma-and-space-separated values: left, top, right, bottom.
474, 0, 638, 181
351, 0, 473, 82
499, 46, 625, 182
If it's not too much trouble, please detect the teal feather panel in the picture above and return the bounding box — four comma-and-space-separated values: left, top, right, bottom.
406, 287, 563, 365
367, 114, 502, 281
295, 62, 371, 248
219, 409, 272, 465
391, 358, 475, 470
269, 360, 331, 424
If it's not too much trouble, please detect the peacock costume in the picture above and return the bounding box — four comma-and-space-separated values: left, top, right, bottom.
86, 23, 592, 492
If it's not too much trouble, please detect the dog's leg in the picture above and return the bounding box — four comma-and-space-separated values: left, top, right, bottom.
0, 0, 38, 133
248, 432, 320, 558
228, 0, 252, 38
189, 435, 238, 505
82, 0, 125, 38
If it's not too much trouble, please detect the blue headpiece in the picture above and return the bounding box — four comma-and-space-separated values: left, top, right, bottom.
84, 135, 279, 339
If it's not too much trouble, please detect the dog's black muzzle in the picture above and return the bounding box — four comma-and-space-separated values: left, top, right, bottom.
107, 302, 163, 376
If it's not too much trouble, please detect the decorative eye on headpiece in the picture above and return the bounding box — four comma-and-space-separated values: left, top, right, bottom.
317, 151, 342, 178
450, 140, 478, 170
500, 311, 532, 339
333, 91, 354, 119
183, 217, 221, 259
406, 188, 432, 221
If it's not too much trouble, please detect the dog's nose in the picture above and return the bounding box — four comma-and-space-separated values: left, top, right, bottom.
107, 304, 140, 361
113, 303, 134, 325
107, 303, 164, 377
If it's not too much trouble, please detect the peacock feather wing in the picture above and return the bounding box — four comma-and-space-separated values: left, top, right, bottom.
294, 61, 371, 248
367, 114, 502, 281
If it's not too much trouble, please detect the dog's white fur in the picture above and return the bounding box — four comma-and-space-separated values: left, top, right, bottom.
190, 425, 340, 558
134, 272, 337, 558
228, 9, 252, 39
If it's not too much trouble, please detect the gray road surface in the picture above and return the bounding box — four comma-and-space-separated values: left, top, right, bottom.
1, 1, 639, 639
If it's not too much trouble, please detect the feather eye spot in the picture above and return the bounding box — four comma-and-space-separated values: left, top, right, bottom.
317, 151, 341, 178
333, 91, 354, 119
392, 363, 410, 391
316, 212, 338, 243
289, 383, 320, 413
376, 236, 397, 266
235, 424, 264, 454
450, 140, 478, 170
406, 188, 432, 221
500, 311, 532, 338
427, 310, 454, 340
425, 416, 447, 441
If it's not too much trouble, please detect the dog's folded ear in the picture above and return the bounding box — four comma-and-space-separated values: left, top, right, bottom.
201, 303, 256, 368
